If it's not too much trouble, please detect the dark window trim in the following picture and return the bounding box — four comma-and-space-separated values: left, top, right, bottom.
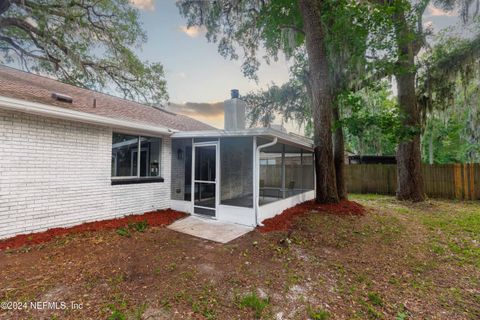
111, 177, 164, 185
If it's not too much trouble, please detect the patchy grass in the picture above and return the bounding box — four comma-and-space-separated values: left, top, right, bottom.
239, 292, 269, 319
307, 306, 330, 320
0, 195, 479, 319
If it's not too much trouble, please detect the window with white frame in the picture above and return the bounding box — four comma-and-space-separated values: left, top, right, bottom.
111, 132, 162, 179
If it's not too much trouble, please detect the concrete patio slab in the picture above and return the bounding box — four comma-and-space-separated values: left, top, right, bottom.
167, 216, 254, 243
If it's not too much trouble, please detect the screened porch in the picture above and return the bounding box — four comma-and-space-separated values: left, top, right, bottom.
169, 129, 315, 226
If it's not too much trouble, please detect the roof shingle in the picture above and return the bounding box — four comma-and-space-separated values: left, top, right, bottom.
0, 65, 215, 131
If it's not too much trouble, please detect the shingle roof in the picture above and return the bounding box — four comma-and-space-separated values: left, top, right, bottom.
0, 65, 215, 131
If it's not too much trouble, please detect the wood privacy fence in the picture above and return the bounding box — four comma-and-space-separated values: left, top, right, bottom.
346, 164, 480, 200
260, 165, 315, 189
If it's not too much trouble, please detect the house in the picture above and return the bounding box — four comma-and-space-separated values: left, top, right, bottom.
0, 66, 315, 240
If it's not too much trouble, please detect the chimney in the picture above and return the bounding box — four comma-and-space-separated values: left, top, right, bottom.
224, 89, 246, 131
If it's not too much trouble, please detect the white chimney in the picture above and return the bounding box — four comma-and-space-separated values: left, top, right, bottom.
224, 89, 246, 131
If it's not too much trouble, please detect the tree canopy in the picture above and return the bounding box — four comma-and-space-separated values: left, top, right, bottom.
0, 0, 168, 105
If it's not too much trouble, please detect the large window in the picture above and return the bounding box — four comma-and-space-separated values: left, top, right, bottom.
112, 132, 162, 180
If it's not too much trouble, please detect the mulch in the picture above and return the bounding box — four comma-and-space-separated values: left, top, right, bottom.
0, 209, 186, 251
258, 199, 366, 233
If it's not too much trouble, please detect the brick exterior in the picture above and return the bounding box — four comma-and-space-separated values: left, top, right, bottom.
0, 110, 172, 239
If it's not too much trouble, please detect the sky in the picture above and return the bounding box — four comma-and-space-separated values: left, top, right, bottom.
127, 0, 462, 133
130, 0, 292, 130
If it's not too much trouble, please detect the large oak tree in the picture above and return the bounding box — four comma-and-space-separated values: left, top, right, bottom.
177, 0, 371, 203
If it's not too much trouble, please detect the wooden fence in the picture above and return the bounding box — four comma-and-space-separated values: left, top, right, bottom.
345, 163, 480, 200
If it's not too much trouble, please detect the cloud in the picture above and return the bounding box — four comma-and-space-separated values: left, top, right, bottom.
427, 5, 456, 17
168, 101, 224, 128
167, 101, 224, 117
172, 72, 187, 79
130, 0, 155, 11
179, 25, 206, 38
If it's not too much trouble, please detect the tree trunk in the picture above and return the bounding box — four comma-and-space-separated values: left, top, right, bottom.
299, 0, 339, 203
394, 9, 426, 202
332, 104, 347, 200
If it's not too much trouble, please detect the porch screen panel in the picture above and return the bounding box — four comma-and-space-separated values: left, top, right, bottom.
171, 138, 192, 201
259, 141, 283, 203
220, 137, 253, 208
284, 146, 303, 197
302, 152, 315, 190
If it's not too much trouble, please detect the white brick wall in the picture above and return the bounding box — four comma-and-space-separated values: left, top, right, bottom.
0, 110, 172, 239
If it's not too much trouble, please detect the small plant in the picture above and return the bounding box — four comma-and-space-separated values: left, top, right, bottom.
395, 304, 409, 320
308, 306, 330, 320
367, 292, 383, 306
107, 306, 126, 320
239, 292, 269, 319
166, 262, 177, 272
129, 220, 148, 232
116, 227, 131, 237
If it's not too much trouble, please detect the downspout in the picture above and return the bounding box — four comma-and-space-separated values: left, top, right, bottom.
254, 137, 278, 226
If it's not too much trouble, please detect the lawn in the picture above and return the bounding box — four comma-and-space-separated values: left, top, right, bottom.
0, 195, 479, 319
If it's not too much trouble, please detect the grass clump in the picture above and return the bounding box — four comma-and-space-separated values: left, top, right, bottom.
129, 220, 148, 233
307, 306, 330, 320
367, 292, 383, 306
116, 227, 131, 238
239, 292, 269, 319
116, 220, 149, 237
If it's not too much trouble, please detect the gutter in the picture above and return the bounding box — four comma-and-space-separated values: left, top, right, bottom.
0, 95, 175, 135
254, 136, 278, 226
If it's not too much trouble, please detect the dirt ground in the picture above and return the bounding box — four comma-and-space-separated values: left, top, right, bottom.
0, 195, 479, 320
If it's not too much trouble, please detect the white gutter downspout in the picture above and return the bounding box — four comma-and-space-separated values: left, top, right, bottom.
254, 136, 278, 226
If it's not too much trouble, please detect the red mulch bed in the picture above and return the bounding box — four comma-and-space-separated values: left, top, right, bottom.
258, 200, 365, 233
0, 209, 186, 251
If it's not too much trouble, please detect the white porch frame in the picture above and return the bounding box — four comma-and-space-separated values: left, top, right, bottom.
191, 140, 220, 218
170, 132, 316, 227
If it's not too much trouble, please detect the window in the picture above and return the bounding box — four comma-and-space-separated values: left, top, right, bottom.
111, 132, 162, 184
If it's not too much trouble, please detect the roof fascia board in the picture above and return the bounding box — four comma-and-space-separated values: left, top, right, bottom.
0, 95, 175, 135
172, 128, 313, 150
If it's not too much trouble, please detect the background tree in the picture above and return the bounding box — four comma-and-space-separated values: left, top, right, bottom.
418, 31, 480, 163
339, 83, 400, 156
0, 0, 168, 105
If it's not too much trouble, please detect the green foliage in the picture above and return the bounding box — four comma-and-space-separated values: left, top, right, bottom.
420, 76, 480, 163
239, 292, 269, 318
0, 0, 168, 105
117, 220, 149, 237
116, 227, 131, 238
307, 306, 330, 320
339, 83, 401, 155
245, 50, 311, 131
107, 307, 126, 320
129, 221, 148, 233
367, 292, 383, 306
